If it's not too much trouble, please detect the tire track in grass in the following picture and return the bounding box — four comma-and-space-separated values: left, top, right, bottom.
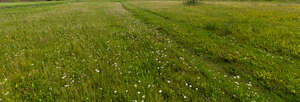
120, 1, 288, 102
102, 2, 243, 101
120, 1, 298, 102
126, 1, 300, 65
113, 2, 235, 101
126, 2, 300, 101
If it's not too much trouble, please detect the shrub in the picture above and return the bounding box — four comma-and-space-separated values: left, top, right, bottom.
183, 0, 200, 5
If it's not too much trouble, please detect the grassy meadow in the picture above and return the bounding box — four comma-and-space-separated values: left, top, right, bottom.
0, 0, 299, 101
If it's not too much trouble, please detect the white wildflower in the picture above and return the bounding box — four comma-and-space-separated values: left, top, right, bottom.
158, 90, 162, 93
3, 91, 9, 96
95, 69, 100, 73
64, 85, 69, 87
134, 84, 137, 88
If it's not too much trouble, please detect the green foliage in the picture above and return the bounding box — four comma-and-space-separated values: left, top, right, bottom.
183, 0, 200, 5
0, 0, 62, 2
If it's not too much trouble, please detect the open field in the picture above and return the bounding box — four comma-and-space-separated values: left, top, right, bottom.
0, 0, 299, 101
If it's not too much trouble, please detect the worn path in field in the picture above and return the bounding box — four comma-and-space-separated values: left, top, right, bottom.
120, 1, 299, 101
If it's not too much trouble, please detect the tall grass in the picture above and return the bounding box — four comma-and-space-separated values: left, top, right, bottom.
124, 1, 300, 101
0, 0, 299, 101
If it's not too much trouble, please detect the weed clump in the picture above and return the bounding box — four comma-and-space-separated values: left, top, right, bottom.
183, 0, 201, 6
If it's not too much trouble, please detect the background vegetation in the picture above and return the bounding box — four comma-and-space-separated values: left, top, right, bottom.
0, 0, 61, 2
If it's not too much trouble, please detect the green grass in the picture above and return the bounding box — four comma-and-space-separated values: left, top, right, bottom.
0, 0, 299, 101
0, 1, 64, 9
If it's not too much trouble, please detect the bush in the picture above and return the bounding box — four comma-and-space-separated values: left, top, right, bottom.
183, 0, 200, 5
